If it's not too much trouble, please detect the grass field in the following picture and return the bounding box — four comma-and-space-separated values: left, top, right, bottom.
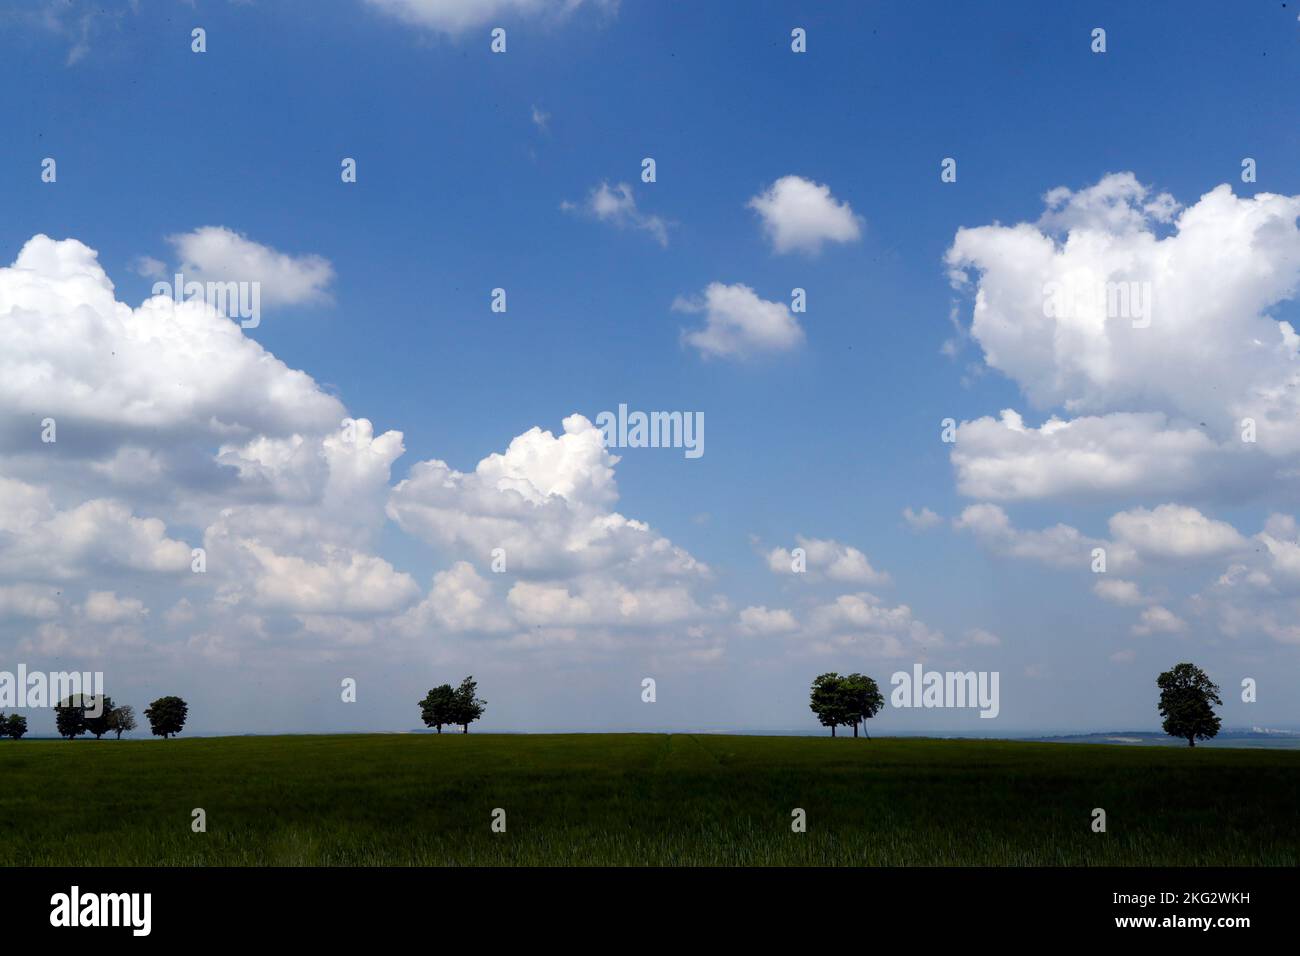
2, 733, 1297, 866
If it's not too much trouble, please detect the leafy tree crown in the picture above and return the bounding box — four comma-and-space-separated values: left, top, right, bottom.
1157, 662, 1222, 745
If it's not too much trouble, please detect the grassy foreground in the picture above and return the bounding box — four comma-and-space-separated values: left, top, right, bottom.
1, 733, 1297, 866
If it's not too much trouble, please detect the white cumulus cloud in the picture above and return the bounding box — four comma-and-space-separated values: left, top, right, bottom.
902, 506, 942, 531
1092, 578, 1147, 607
167, 226, 335, 307
81, 590, 149, 624
747, 175, 861, 255
676, 282, 804, 360
765, 535, 890, 585
738, 605, 798, 635
1132, 605, 1187, 636
945, 174, 1300, 503
1108, 504, 1249, 561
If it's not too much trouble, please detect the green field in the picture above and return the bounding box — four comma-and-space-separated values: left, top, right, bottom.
2, 733, 1297, 866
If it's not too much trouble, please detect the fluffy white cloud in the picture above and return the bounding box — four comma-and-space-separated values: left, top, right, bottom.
1037, 172, 1180, 234
0, 229, 737, 689
507, 578, 707, 628
397, 561, 513, 635
948, 174, 1300, 417
747, 175, 861, 255
1189, 514, 1300, 608
955, 501, 1245, 573
389, 415, 702, 580
942, 176, 1300, 653
1256, 531, 1300, 583
388, 414, 718, 645
738, 605, 798, 635
949, 498, 1285, 642
167, 226, 335, 307
0, 235, 342, 451
676, 282, 804, 360
1082, 509, 1300, 647
946, 175, 1300, 502
951, 410, 1223, 501
563, 182, 669, 246
1132, 605, 1186, 636
218, 540, 418, 615
0, 236, 442, 653
902, 506, 942, 531
0, 584, 62, 620
1108, 504, 1248, 561
82, 590, 148, 624
952, 503, 1130, 571
364, 0, 615, 34
1092, 578, 1147, 606
765, 535, 890, 585
803, 592, 943, 658
0, 477, 192, 579
202, 418, 420, 615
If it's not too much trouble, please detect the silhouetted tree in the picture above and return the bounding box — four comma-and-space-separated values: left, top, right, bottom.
54, 696, 89, 740
144, 696, 189, 739
1158, 662, 1222, 747
449, 676, 486, 733
810, 672, 852, 736
419, 684, 457, 733
84, 696, 116, 739
108, 704, 136, 740
4, 714, 26, 739
841, 673, 885, 738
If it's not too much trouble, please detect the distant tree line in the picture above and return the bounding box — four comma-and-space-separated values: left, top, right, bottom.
419, 677, 486, 733
1, 661, 1235, 745
3, 695, 187, 740
808, 662, 1224, 748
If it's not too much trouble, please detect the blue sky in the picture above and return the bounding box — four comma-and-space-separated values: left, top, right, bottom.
1, 0, 1299, 736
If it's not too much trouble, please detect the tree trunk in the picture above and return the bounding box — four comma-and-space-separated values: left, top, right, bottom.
1188, 737, 1195, 747
852, 722, 859, 738
462, 724, 468, 734
436, 725, 442, 734
831, 725, 836, 737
